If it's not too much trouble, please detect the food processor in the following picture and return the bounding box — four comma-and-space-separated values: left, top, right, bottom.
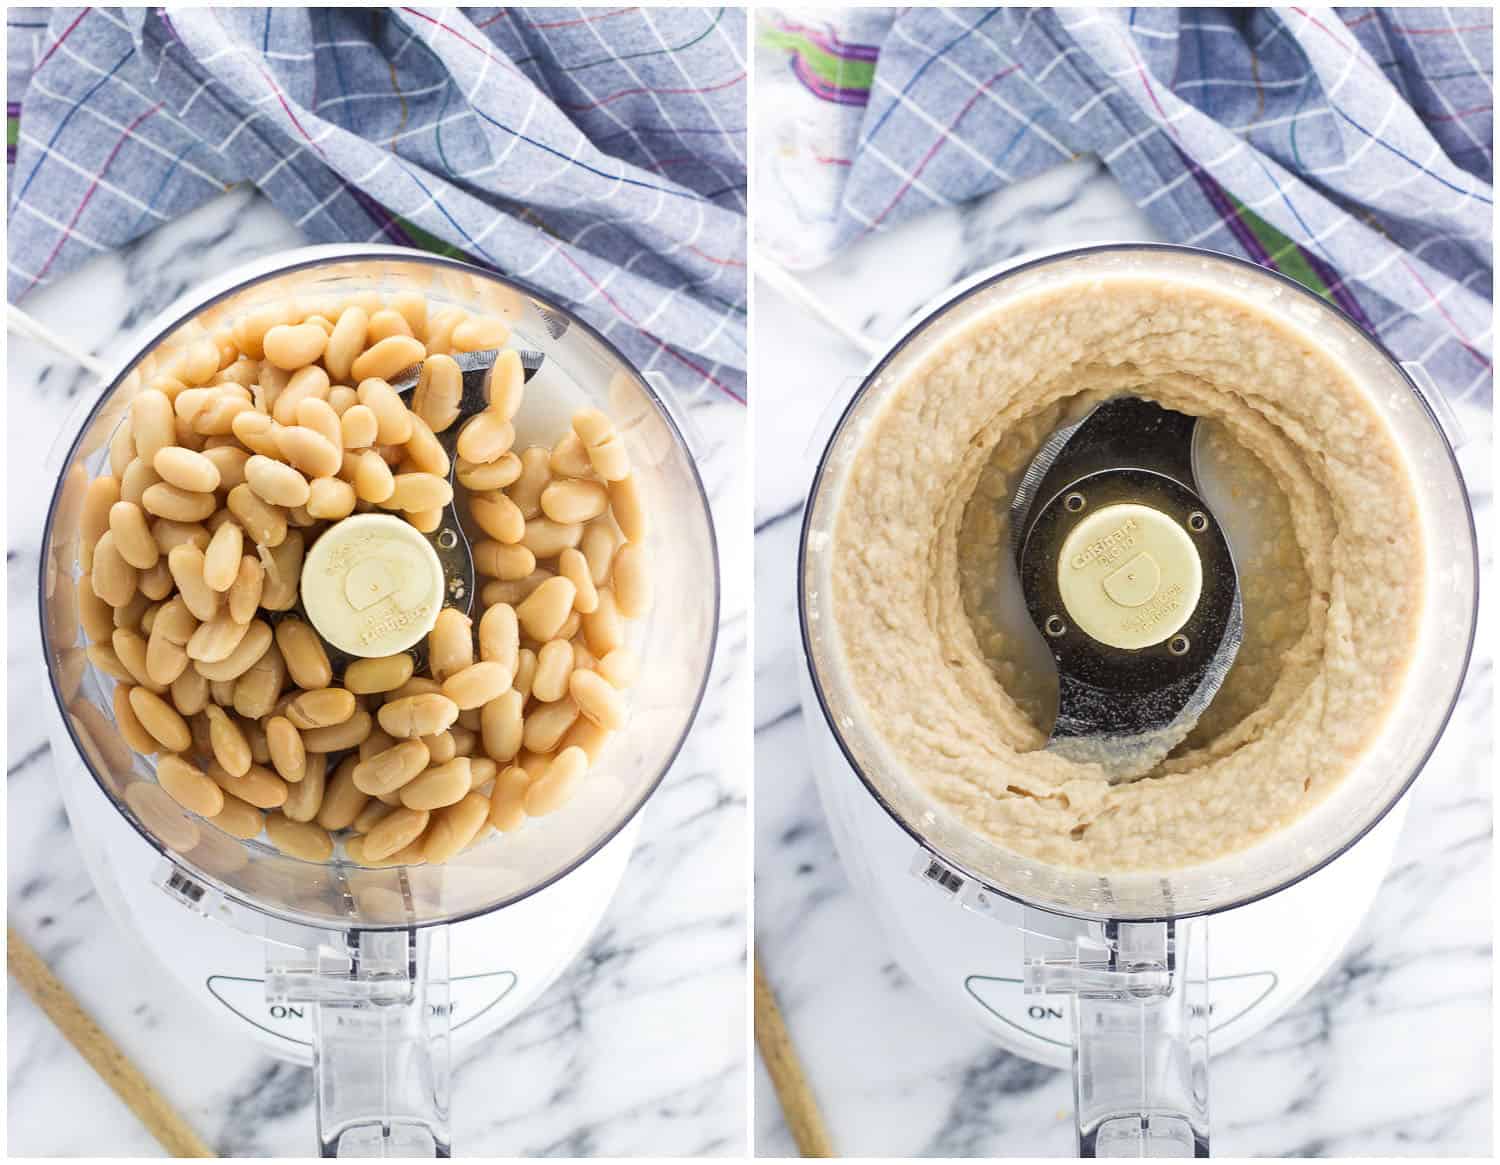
795, 245, 1477, 1156
37, 247, 720, 1156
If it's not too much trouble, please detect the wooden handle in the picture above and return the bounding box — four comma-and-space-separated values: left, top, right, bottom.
8, 927, 217, 1158
754, 953, 834, 1158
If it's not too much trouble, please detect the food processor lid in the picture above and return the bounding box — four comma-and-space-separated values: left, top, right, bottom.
797, 243, 1478, 922
40, 247, 722, 932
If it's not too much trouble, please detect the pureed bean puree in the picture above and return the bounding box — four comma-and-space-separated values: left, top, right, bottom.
829, 274, 1423, 871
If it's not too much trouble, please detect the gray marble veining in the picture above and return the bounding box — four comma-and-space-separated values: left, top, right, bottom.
7, 188, 749, 1157
752, 159, 1492, 1157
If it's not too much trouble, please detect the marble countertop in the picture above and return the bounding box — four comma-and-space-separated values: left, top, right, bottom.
6, 188, 749, 1156
752, 157, 1493, 1157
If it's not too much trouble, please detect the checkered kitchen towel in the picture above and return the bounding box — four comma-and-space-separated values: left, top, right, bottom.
7, 7, 747, 403
757, 7, 1492, 404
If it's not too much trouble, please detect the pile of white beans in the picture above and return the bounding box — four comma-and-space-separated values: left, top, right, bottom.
73, 290, 650, 867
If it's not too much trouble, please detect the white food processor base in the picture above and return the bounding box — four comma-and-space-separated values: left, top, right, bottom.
801, 669, 1405, 1070
58, 746, 636, 1065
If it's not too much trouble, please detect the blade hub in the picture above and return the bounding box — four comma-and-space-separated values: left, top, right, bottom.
1010, 397, 1243, 778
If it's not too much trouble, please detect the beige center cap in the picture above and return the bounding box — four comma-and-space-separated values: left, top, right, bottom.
300, 514, 445, 657
1056, 502, 1201, 650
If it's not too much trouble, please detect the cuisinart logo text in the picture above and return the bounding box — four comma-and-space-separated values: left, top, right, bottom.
359, 601, 432, 646
1069, 517, 1139, 570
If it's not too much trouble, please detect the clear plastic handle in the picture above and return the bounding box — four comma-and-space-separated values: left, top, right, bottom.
1024, 911, 1210, 1157
268, 926, 452, 1157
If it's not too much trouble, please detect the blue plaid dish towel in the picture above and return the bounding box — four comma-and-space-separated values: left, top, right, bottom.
757, 7, 1491, 404
7, 7, 747, 403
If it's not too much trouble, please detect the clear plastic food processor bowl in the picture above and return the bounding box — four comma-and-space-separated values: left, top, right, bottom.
39, 247, 720, 1155
799, 245, 1477, 1156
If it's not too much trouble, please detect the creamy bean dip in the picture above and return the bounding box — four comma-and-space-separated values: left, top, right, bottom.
829, 275, 1422, 870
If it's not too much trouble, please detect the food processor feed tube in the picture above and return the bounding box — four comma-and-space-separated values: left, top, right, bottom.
799, 246, 1477, 1158
40, 250, 719, 1157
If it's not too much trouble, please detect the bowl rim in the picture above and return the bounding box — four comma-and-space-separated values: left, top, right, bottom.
41, 246, 722, 932
796, 240, 1480, 923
